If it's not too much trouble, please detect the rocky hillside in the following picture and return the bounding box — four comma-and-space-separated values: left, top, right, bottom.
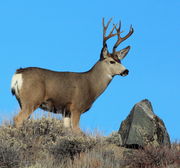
0, 100, 179, 168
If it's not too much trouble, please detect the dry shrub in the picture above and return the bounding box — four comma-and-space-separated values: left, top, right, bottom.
0, 117, 105, 167
105, 132, 122, 146
32, 144, 127, 168
50, 134, 100, 163
125, 144, 180, 168
64, 144, 128, 168
0, 117, 66, 167
17, 117, 65, 143
0, 117, 179, 168
0, 133, 23, 168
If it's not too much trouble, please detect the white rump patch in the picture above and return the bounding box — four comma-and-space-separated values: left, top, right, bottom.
11, 73, 23, 96
63, 117, 71, 128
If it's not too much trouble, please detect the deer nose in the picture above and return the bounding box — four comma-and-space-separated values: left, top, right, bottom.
120, 69, 129, 76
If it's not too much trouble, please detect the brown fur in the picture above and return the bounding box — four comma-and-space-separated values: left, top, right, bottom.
13, 63, 115, 131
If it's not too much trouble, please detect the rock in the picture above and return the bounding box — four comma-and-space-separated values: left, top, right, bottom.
118, 99, 170, 148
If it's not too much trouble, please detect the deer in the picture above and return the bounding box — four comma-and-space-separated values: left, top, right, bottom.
11, 18, 134, 132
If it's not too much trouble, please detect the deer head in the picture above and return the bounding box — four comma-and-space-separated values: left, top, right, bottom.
100, 18, 134, 77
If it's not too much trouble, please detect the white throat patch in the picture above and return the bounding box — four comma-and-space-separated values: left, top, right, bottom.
107, 74, 112, 79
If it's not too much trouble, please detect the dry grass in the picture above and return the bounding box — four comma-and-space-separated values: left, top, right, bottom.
0, 117, 179, 168
125, 143, 180, 168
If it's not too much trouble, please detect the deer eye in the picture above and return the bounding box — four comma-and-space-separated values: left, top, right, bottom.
110, 61, 116, 64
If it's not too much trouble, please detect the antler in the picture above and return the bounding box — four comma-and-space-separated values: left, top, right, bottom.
112, 21, 134, 54
102, 18, 117, 46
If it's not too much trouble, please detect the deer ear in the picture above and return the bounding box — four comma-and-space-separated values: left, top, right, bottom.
100, 44, 109, 60
116, 46, 130, 60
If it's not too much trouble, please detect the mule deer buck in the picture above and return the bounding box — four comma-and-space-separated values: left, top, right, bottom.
11, 18, 133, 131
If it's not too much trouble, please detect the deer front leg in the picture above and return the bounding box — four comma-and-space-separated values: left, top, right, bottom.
67, 104, 81, 132
62, 108, 71, 128
68, 104, 81, 131
71, 111, 81, 132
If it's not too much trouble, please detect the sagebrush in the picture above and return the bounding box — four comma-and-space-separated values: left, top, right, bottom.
0, 117, 179, 168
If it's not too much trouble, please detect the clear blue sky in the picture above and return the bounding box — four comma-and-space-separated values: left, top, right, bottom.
0, 0, 179, 141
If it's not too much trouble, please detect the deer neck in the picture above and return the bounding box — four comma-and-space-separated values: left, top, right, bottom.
87, 61, 113, 99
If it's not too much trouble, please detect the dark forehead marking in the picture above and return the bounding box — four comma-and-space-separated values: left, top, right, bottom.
109, 54, 121, 63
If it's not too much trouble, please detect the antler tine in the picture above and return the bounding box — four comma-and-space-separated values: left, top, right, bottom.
115, 21, 121, 37
103, 18, 112, 32
102, 18, 117, 46
113, 22, 134, 54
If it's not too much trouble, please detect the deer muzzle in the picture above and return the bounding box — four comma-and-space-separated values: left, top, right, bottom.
120, 69, 129, 76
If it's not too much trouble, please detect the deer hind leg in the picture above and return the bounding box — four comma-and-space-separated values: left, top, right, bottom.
14, 104, 39, 128
13, 80, 45, 128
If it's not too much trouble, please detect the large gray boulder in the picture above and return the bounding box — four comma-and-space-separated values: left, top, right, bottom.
118, 99, 170, 148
